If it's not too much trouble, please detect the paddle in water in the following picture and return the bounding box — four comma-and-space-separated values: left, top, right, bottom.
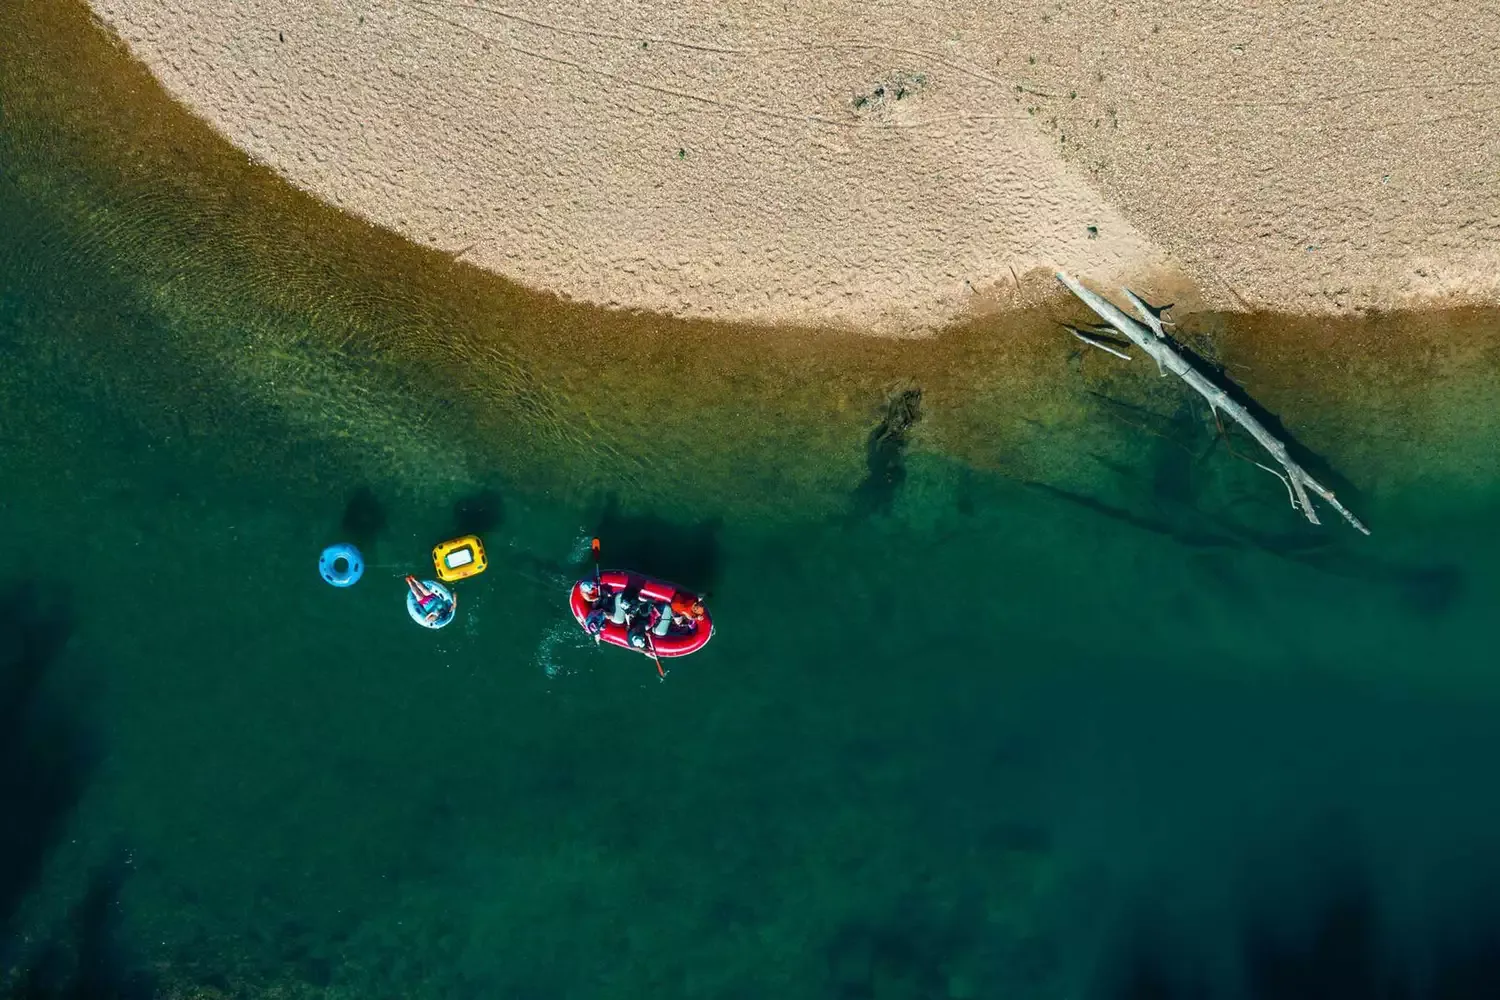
644, 629, 668, 681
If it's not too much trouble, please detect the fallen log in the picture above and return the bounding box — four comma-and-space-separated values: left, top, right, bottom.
1056, 271, 1370, 535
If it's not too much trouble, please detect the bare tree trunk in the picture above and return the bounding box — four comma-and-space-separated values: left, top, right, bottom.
1056, 271, 1369, 535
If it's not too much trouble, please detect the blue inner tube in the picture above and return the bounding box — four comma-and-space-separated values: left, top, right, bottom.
319, 543, 365, 587
407, 581, 456, 629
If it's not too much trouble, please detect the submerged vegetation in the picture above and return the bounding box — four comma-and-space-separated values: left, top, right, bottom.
852, 384, 924, 517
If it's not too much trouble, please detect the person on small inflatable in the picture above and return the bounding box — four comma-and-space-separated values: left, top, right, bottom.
406, 575, 455, 627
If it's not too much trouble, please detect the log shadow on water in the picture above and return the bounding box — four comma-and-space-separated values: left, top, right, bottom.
592, 492, 722, 593
1023, 469, 1465, 617
1171, 330, 1368, 513
1027, 380, 1466, 616
849, 385, 923, 520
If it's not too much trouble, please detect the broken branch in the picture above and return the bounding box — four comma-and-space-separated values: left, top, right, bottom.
1065, 325, 1132, 360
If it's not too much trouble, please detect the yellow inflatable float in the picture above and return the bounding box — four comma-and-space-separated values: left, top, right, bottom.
432, 534, 487, 582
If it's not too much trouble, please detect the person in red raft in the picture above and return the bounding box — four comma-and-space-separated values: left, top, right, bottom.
571, 540, 713, 677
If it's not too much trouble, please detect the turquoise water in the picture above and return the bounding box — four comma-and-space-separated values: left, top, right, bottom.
6, 7, 1500, 1000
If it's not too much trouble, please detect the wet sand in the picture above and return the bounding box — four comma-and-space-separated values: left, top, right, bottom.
86, 0, 1500, 333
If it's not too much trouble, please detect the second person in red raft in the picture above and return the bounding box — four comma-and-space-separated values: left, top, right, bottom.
578, 580, 706, 650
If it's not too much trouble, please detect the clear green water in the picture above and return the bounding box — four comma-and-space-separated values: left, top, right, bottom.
5, 5, 1500, 999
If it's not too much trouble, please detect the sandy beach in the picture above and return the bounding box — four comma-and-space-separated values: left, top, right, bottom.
88, 0, 1500, 333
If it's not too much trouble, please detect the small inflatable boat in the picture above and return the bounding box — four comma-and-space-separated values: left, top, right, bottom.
432, 534, 487, 583
569, 571, 713, 658
406, 575, 457, 630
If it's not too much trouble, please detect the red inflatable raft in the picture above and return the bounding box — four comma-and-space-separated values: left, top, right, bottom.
569, 571, 714, 658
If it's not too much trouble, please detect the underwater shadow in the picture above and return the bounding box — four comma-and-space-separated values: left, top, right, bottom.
0, 581, 147, 999
592, 493, 721, 592
823, 888, 984, 1000
850, 386, 923, 520
0, 581, 95, 943
452, 487, 505, 538
6, 851, 152, 1000
339, 485, 388, 553
1094, 824, 1500, 1000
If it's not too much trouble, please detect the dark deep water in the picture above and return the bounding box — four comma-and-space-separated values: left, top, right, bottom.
4, 3, 1500, 999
